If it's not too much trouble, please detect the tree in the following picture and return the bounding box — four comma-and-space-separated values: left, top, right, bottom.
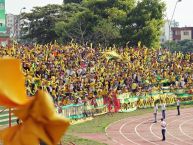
20, 0, 166, 48
93, 19, 120, 46
56, 0, 134, 47
82, 0, 135, 19
82, 0, 135, 46
162, 40, 193, 53
21, 4, 62, 44
55, 3, 97, 45
63, 0, 82, 4
55, 9, 96, 45
123, 0, 165, 48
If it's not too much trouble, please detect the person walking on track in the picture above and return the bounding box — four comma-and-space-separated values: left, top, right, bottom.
161, 118, 166, 141
161, 103, 166, 119
177, 99, 180, 115
153, 103, 158, 123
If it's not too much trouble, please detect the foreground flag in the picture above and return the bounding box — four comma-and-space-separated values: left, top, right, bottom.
0, 58, 70, 145
1, 91, 70, 145
0, 58, 29, 107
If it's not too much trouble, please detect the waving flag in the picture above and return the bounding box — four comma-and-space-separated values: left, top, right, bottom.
1, 91, 70, 145
0, 58, 70, 145
0, 58, 29, 107
102, 51, 123, 61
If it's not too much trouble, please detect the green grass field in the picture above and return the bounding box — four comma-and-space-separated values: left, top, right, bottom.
63, 104, 193, 145
63, 135, 106, 145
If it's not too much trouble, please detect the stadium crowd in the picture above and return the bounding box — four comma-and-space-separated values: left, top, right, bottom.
0, 44, 192, 108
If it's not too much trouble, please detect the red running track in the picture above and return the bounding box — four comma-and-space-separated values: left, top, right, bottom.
105, 108, 193, 145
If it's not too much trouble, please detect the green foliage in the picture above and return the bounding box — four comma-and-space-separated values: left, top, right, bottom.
64, 0, 83, 3
81, 0, 135, 46
21, 4, 62, 44
63, 135, 106, 145
123, 0, 165, 48
93, 19, 121, 46
162, 40, 193, 53
55, 6, 97, 45
21, 0, 165, 47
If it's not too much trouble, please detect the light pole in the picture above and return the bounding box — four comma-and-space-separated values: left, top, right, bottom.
20, 7, 26, 15
168, 0, 182, 52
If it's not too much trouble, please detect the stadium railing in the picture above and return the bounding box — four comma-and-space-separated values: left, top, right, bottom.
60, 88, 193, 121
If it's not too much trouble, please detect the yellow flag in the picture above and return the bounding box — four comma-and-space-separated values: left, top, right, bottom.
103, 51, 123, 60
138, 41, 141, 48
0, 90, 70, 145
0, 58, 29, 107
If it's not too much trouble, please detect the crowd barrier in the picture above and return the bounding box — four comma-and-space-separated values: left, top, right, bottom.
118, 93, 138, 112
61, 98, 107, 119
60, 88, 193, 120
118, 92, 177, 110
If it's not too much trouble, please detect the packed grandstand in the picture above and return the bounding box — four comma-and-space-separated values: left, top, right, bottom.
0, 44, 192, 117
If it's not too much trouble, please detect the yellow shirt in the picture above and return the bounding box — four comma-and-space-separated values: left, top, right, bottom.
131, 83, 137, 90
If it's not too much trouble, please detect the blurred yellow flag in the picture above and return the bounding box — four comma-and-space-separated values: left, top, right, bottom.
103, 51, 123, 60
0, 58, 29, 107
1, 90, 70, 145
0, 58, 70, 145
138, 41, 141, 48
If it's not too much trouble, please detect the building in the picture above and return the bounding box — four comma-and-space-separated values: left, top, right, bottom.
0, 0, 6, 33
6, 13, 20, 39
160, 20, 179, 44
0, 0, 9, 46
171, 27, 193, 41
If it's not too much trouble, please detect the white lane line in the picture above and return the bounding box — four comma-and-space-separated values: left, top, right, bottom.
105, 116, 139, 145
106, 108, 193, 145
167, 113, 192, 145
105, 118, 126, 145
179, 118, 193, 140
135, 118, 159, 145
119, 112, 177, 145
119, 118, 142, 145
106, 114, 152, 145
150, 115, 179, 145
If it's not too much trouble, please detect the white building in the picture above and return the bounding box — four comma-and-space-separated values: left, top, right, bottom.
160, 20, 179, 43
6, 13, 20, 39
180, 28, 192, 40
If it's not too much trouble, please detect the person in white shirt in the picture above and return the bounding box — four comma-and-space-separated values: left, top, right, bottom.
78, 97, 83, 104
77, 68, 82, 76
180, 77, 185, 88
177, 99, 180, 115
66, 69, 70, 76
153, 103, 158, 123
161, 103, 166, 119
161, 118, 166, 141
